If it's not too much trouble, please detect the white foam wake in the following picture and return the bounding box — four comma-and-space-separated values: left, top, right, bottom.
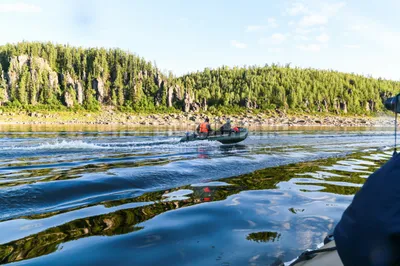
117, 138, 181, 146
5, 140, 110, 151
3, 137, 223, 152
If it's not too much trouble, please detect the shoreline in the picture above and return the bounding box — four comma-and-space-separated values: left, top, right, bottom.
0, 110, 395, 128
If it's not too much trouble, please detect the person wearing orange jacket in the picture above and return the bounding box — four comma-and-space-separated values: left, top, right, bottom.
196, 118, 212, 136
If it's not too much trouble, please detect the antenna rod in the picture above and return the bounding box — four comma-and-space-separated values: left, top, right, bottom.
395, 98, 398, 155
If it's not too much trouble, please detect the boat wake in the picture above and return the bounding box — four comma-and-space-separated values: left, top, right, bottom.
0, 137, 224, 152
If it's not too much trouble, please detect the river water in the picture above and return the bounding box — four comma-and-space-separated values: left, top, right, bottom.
0, 125, 395, 265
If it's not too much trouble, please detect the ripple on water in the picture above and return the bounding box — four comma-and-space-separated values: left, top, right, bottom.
0, 128, 394, 265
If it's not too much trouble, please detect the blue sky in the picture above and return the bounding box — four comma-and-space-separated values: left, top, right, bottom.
1, 0, 400, 79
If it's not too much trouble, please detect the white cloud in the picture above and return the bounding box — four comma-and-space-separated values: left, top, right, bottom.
316, 33, 330, 43
0, 3, 42, 13
297, 44, 321, 52
290, 1, 345, 35
230, 40, 247, 49
287, 3, 309, 16
345, 16, 400, 51
246, 17, 278, 32
344, 44, 360, 49
322, 2, 346, 17
299, 15, 328, 27
294, 35, 309, 41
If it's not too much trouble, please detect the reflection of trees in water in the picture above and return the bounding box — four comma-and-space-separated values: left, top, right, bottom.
246, 232, 281, 243
0, 152, 387, 264
0, 157, 174, 188
289, 208, 305, 214
0, 201, 184, 264
298, 183, 361, 195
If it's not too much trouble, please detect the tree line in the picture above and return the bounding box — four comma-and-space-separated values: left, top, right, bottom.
0, 41, 398, 114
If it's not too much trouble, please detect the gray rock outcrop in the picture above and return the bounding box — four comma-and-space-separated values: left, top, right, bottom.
92, 78, 105, 103
62, 72, 84, 104
64, 91, 74, 107
6, 55, 59, 105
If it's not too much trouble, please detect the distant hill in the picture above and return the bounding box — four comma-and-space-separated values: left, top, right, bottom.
0, 42, 398, 114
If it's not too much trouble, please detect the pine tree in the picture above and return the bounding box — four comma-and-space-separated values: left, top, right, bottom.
27, 73, 37, 105
0, 64, 6, 105
18, 66, 29, 104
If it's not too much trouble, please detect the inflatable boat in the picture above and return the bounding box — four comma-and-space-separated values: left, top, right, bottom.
180, 127, 249, 144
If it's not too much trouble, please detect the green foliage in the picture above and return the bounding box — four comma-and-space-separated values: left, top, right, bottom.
0, 42, 165, 112
83, 88, 101, 112
0, 64, 6, 105
0, 88, 6, 105
0, 42, 399, 115
179, 65, 400, 115
17, 66, 29, 104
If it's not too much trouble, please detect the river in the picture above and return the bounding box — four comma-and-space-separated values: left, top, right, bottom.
0, 125, 394, 265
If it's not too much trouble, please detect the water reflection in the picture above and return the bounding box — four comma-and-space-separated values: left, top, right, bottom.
246, 232, 281, 243
0, 150, 389, 264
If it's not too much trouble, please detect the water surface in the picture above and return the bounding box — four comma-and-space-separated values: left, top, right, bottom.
0, 125, 394, 265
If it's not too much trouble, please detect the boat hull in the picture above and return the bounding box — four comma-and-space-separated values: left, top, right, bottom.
291, 241, 342, 266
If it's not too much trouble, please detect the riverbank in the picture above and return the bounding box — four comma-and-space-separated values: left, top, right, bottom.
0, 109, 394, 128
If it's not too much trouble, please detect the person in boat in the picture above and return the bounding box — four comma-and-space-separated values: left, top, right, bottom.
220, 118, 232, 135
196, 118, 212, 136
333, 152, 400, 266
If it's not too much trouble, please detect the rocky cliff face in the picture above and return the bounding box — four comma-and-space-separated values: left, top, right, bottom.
92, 78, 105, 103
183, 91, 203, 112
3, 56, 92, 107
62, 73, 84, 105
167, 85, 184, 108
64, 91, 75, 107
5, 55, 60, 104
0, 55, 202, 112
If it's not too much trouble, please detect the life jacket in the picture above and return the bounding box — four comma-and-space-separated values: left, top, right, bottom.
199, 122, 209, 133
233, 127, 239, 132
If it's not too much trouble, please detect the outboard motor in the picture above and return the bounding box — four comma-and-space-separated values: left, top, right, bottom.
384, 94, 400, 113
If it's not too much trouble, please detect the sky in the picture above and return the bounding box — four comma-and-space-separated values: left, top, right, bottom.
1, 0, 400, 79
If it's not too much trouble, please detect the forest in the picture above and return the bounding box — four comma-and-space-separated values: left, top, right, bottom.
0, 41, 399, 115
